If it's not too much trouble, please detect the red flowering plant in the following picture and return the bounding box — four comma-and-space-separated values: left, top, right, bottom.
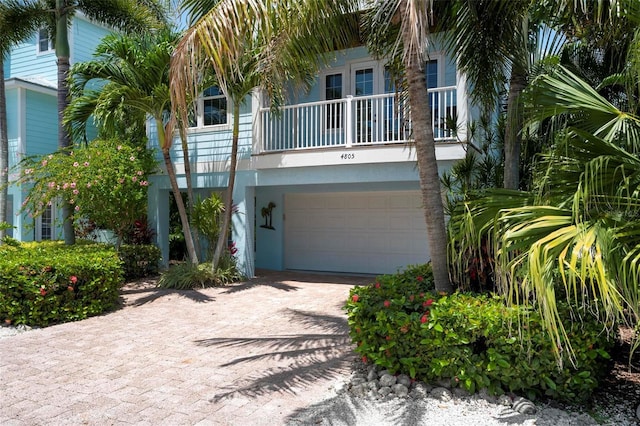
345, 264, 615, 402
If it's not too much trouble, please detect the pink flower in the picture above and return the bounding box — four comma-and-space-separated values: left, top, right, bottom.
137, 171, 143, 176
140, 181, 149, 186
63, 183, 69, 189
74, 205, 80, 211
425, 299, 434, 307
375, 282, 381, 289
417, 276, 424, 282
132, 176, 137, 182
70, 182, 76, 188
42, 160, 48, 166
118, 178, 124, 184
39, 287, 47, 296
83, 162, 89, 167
69, 199, 75, 204
70, 276, 78, 284
86, 183, 91, 188
73, 162, 79, 167
129, 156, 135, 161
383, 300, 391, 308
117, 145, 122, 150
48, 182, 55, 189
420, 315, 428, 323
73, 189, 79, 195
351, 294, 359, 303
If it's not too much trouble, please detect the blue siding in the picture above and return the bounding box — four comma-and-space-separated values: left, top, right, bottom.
71, 18, 111, 63
7, 32, 57, 83
6, 16, 111, 84
149, 99, 254, 164
25, 91, 57, 156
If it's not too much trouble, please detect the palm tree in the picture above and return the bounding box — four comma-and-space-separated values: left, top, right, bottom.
449, 63, 640, 362
0, 0, 47, 243
362, 0, 453, 292
65, 29, 200, 264
171, 0, 358, 270
38, 0, 166, 245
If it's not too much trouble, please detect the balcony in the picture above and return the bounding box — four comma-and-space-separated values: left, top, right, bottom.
259, 86, 457, 153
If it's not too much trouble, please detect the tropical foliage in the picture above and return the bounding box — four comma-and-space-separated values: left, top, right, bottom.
449, 63, 640, 362
16, 139, 156, 247
64, 28, 200, 264
345, 266, 614, 402
171, 0, 358, 271
0, 241, 123, 327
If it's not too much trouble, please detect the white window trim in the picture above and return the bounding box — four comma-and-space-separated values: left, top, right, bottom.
35, 202, 55, 241
320, 69, 346, 133
425, 51, 445, 87
36, 28, 54, 54
188, 88, 232, 132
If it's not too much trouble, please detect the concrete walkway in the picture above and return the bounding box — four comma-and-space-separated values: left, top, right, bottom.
0, 270, 372, 425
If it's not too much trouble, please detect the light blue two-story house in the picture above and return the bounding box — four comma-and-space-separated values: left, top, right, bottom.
148, 41, 473, 277
4, 16, 110, 241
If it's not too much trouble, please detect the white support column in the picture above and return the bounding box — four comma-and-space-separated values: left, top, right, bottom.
345, 96, 353, 148
455, 68, 468, 143
252, 89, 262, 155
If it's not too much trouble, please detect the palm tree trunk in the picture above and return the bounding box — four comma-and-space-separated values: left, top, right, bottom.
401, 2, 452, 293
211, 102, 240, 272
56, 0, 75, 244
0, 59, 8, 243
179, 125, 201, 257
162, 146, 199, 265
503, 68, 527, 190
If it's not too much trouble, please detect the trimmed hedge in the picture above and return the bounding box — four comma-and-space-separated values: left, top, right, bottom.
118, 244, 161, 279
0, 241, 123, 327
345, 265, 615, 403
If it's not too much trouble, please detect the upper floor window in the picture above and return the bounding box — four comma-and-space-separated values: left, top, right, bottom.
37, 29, 53, 53
191, 86, 228, 128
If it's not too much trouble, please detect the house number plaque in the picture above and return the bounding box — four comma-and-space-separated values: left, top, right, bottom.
340, 153, 355, 160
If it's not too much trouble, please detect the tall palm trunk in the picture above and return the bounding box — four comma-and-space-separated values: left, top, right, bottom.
179, 124, 201, 257
0, 59, 8, 243
211, 102, 240, 271
56, 0, 74, 244
401, 1, 452, 293
158, 120, 198, 265
503, 68, 527, 190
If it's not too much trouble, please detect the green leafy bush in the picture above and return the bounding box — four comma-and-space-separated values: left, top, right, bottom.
158, 253, 244, 290
118, 244, 161, 280
345, 265, 614, 403
0, 242, 123, 327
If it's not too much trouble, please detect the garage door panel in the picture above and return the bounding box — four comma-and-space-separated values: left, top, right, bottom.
285, 191, 429, 274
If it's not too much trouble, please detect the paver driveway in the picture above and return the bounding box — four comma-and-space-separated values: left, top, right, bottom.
0, 270, 372, 425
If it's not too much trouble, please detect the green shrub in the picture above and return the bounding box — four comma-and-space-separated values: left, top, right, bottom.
118, 244, 161, 279
158, 253, 244, 290
0, 241, 123, 327
345, 265, 614, 403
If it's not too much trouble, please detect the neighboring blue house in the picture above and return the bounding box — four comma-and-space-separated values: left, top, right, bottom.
4, 16, 110, 241
148, 42, 474, 277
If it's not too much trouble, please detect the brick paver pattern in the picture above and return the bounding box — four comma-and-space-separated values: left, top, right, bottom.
0, 271, 371, 425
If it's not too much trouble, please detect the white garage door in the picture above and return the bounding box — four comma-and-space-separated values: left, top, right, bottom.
284, 191, 430, 274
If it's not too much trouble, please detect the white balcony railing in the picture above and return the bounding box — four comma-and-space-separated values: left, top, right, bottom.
260, 86, 457, 153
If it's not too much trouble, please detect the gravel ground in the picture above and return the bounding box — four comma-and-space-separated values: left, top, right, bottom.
287, 358, 640, 426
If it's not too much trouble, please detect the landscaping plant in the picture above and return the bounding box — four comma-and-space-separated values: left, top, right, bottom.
0, 241, 123, 326
16, 139, 157, 248
345, 264, 615, 403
